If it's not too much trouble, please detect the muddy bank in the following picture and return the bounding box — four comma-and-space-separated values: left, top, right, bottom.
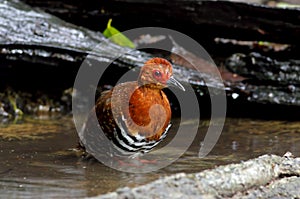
95, 153, 300, 199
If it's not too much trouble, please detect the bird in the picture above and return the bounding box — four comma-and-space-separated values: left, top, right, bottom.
78, 57, 185, 162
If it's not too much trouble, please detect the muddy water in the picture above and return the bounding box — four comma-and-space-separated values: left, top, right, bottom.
0, 116, 299, 198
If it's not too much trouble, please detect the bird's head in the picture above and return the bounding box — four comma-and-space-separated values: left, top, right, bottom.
138, 58, 185, 91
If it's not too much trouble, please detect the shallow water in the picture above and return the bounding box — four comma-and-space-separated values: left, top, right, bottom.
0, 116, 299, 198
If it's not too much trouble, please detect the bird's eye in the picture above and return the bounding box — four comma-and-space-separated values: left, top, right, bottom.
153, 70, 162, 79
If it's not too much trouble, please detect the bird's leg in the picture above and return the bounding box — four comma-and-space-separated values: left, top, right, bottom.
113, 156, 144, 168
129, 152, 157, 164
135, 158, 157, 164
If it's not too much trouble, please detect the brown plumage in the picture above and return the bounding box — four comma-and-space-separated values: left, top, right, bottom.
80, 58, 185, 157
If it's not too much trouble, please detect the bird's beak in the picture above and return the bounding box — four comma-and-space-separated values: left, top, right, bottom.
167, 76, 185, 91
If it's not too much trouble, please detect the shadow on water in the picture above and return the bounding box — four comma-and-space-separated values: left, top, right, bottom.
0, 116, 300, 197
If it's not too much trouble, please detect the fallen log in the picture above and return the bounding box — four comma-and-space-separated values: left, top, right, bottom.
22, 0, 300, 45
225, 52, 300, 106
96, 153, 300, 198
0, 0, 149, 90
0, 0, 224, 118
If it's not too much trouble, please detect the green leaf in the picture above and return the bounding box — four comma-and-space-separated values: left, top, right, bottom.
103, 19, 135, 48
276, 2, 300, 9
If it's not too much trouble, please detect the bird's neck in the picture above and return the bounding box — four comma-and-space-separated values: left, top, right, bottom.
138, 83, 162, 93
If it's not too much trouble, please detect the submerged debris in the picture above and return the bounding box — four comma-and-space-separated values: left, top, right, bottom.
0, 116, 74, 140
